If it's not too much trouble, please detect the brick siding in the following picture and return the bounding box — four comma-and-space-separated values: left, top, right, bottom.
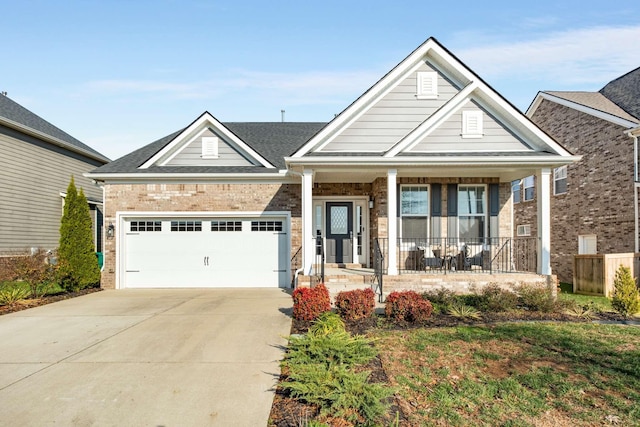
514, 99, 636, 283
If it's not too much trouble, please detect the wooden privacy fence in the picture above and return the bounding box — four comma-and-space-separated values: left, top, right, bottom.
573, 253, 640, 297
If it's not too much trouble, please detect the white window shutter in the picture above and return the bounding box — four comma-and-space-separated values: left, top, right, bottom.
202, 136, 219, 158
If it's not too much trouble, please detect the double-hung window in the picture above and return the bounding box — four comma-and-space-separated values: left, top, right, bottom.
400, 185, 429, 242
554, 166, 567, 195
458, 185, 486, 241
523, 176, 534, 201
512, 180, 521, 204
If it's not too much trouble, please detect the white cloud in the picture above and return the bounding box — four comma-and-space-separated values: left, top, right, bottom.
456, 25, 640, 86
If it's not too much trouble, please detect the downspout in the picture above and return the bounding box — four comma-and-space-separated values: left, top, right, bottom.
626, 128, 640, 253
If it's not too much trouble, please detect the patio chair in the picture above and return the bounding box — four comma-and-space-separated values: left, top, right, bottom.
420, 246, 444, 269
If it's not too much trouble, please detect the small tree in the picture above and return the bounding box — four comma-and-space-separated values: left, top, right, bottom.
611, 265, 640, 318
58, 177, 101, 291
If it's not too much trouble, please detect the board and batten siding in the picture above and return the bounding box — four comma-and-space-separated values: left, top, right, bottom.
0, 125, 104, 253
165, 128, 255, 166
410, 100, 528, 152
322, 61, 462, 152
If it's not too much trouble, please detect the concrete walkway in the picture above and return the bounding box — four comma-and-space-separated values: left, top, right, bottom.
0, 288, 293, 426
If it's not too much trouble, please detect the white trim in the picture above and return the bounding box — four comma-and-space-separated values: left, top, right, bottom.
59, 192, 103, 205
116, 210, 291, 290
140, 112, 275, 169
537, 168, 552, 275
527, 92, 639, 128
201, 136, 219, 159
292, 39, 476, 158
385, 82, 479, 156
302, 170, 314, 275
286, 155, 581, 167
516, 224, 531, 237
387, 169, 398, 275
553, 165, 567, 195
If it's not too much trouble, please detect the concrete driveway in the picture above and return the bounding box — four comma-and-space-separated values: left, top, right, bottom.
0, 288, 293, 426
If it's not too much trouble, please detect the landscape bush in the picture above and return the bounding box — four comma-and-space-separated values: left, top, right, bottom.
0, 284, 30, 306
516, 283, 557, 313
282, 313, 391, 424
335, 288, 376, 320
477, 283, 519, 312
611, 265, 640, 318
422, 287, 456, 313
292, 284, 331, 321
6, 250, 57, 298
385, 290, 433, 322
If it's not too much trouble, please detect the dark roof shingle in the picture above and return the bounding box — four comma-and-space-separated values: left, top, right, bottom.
599, 67, 640, 120
90, 122, 326, 174
0, 94, 110, 162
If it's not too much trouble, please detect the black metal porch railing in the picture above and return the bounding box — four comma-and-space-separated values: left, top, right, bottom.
374, 237, 538, 274
372, 238, 385, 302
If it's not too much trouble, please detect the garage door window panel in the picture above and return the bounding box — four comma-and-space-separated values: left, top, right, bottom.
130, 221, 162, 232
211, 221, 242, 231
251, 221, 283, 231
171, 220, 202, 232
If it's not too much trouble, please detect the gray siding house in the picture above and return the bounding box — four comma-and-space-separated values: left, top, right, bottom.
0, 93, 110, 255
514, 67, 640, 284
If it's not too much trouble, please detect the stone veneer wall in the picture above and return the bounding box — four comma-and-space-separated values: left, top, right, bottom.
516, 99, 636, 283
101, 183, 301, 289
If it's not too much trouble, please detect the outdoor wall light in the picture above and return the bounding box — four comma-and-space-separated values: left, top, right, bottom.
107, 223, 115, 239
369, 197, 374, 209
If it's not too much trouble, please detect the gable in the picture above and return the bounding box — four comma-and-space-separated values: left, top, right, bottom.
140, 112, 275, 169
321, 61, 462, 152
162, 128, 256, 167
410, 100, 529, 152
293, 37, 570, 160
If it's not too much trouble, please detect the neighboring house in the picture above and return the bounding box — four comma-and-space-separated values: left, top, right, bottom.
87, 37, 578, 291
515, 67, 640, 284
0, 94, 110, 256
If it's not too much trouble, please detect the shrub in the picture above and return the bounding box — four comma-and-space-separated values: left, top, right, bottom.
385, 290, 433, 322
516, 284, 557, 313
477, 283, 519, 312
7, 250, 57, 298
335, 288, 376, 320
423, 287, 455, 313
292, 284, 331, 321
58, 177, 101, 291
0, 285, 30, 306
447, 301, 482, 320
309, 312, 346, 336
611, 265, 640, 318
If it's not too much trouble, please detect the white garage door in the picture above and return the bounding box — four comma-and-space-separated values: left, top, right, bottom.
122, 217, 289, 288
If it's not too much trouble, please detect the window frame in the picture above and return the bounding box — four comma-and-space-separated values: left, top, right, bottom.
399, 184, 430, 242
512, 180, 522, 204
516, 224, 531, 237
553, 166, 567, 195
458, 184, 488, 241
523, 175, 534, 202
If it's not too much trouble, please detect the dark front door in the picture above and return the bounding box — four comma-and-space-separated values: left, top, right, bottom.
326, 202, 353, 264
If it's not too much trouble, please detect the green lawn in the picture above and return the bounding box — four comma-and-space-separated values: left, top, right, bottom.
558, 282, 613, 312
375, 322, 640, 426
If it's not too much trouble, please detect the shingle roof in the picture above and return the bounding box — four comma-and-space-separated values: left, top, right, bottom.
0, 94, 110, 163
90, 122, 326, 174
599, 67, 640, 120
544, 91, 638, 123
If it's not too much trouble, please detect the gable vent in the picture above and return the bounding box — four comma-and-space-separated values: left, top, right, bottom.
462, 110, 483, 138
202, 136, 219, 158
416, 71, 438, 99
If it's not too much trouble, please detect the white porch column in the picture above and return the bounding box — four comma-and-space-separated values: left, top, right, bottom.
387, 169, 398, 275
537, 168, 552, 275
302, 169, 314, 275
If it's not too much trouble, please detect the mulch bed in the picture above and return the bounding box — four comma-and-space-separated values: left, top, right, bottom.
268, 310, 631, 426
0, 287, 102, 316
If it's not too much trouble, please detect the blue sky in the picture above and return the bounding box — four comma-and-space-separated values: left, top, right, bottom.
3, 0, 640, 160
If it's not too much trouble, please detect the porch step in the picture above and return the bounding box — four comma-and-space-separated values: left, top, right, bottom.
324, 263, 364, 269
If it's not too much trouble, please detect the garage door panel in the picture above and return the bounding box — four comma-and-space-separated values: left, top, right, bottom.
123, 217, 288, 288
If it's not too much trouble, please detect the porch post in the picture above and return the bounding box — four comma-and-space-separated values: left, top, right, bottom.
387, 169, 398, 275
302, 169, 314, 275
537, 168, 552, 275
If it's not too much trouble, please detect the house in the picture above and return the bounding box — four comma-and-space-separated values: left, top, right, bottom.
86, 37, 578, 293
0, 93, 110, 258
515, 68, 640, 284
